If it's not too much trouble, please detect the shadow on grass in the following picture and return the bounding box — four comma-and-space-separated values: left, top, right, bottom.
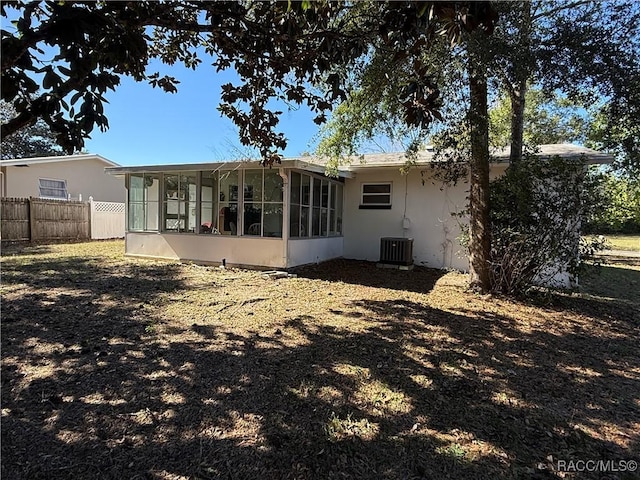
1, 242, 56, 256
517, 264, 640, 330
292, 258, 447, 294
579, 263, 640, 305
1, 251, 638, 479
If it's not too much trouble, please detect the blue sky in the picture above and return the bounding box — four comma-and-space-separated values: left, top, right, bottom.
0, 5, 323, 167
84, 59, 322, 167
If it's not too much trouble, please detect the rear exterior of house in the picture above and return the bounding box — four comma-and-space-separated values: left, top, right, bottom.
108, 157, 479, 271
0, 154, 125, 202
109, 144, 612, 280
109, 161, 346, 269
342, 162, 471, 271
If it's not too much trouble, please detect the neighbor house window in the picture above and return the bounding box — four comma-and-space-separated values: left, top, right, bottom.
39, 178, 67, 199
360, 183, 392, 208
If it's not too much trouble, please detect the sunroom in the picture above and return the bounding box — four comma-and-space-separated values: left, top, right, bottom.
107, 160, 346, 269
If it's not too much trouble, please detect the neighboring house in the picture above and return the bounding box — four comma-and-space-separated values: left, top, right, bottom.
0, 153, 125, 202
106, 144, 612, 284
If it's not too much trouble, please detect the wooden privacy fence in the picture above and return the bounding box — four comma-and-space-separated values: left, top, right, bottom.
1, 197, 90, 243
1, 197, 30, 242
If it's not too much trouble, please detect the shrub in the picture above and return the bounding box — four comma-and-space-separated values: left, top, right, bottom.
489, 155, 603, 294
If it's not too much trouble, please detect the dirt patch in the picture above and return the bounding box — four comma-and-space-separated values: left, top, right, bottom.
2, 241, 639, 479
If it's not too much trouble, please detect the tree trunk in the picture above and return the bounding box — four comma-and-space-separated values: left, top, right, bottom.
509, 2, 531, 165
509, 80, 527, 164
467, 60, 491, 293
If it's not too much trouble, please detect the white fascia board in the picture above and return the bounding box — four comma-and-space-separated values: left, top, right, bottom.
107, 158, 353, 178
0, 153, 119, 167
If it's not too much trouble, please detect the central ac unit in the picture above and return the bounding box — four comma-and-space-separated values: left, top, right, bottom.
379, 237, 414, 266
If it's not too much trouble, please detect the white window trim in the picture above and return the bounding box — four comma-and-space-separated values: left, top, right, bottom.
360, 182, 392, 207
38, 177, 68, 200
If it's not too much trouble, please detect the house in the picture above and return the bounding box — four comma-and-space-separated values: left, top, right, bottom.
0, 153, 125, 202
106, 144, 612, 282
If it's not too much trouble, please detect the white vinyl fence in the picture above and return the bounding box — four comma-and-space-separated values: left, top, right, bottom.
90, 199, 125, 239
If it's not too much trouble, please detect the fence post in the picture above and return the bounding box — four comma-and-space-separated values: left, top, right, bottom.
89, 197, 94, 240
28, 197, 36, 242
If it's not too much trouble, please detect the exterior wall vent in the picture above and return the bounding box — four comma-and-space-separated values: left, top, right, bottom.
379, 237, 414, 266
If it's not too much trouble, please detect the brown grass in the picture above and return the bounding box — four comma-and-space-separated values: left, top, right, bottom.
2, 240, 639, 479
603, 235, 640, 252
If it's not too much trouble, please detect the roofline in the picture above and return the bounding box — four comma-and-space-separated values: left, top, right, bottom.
106, 158, 354, 178
0, 153, 119, 168
103, 144, 614, 176
344, 146, 614, 171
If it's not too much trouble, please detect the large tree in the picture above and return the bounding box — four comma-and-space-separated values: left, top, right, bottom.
315, 0, 640, 291
2, 0, 499, 290
2, 0, 497, 290
491, 1, 640, 170
489, 88, 588, 148
1, 1, 496, 162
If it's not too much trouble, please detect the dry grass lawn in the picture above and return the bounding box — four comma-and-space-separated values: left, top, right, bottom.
1, 240, 639, 479
603, 235, 640, 252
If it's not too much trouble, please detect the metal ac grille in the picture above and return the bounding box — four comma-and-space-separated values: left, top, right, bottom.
379, 237, 414, 265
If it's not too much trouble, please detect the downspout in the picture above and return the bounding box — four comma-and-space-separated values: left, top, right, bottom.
279, 168, 289, 269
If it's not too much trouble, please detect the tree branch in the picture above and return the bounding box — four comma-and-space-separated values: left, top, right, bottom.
531, 1, 591, 22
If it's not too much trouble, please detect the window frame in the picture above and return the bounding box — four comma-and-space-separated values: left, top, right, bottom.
162, 172, 197, 233
289, 170, 344, 238
38, 178, 68, 200
360, 182, 392, 209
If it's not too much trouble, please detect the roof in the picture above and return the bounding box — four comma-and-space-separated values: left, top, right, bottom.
105, 144, 613, 177
106, 158, 353, 178
329, 144, 613, 170
0, 153, 119, 168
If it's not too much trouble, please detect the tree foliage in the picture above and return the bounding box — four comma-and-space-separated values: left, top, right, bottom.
318, 1, 640, 165
488, 1, 640, 168
314, 0, 639, 293
583, 172, 640, 234
489, 155, 600, 294
1, 0, 499, 291
586, 101, 640, 177
489, 88, 588, 148
1, 99, 62, 159
1, 0, 497, 165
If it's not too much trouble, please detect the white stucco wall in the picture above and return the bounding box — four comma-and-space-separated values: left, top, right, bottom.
3, 158, 125, 202
342, 168, 470, 271
127, 233, 343, 269
287, 237, 344, 268
126, 232, 286, 268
